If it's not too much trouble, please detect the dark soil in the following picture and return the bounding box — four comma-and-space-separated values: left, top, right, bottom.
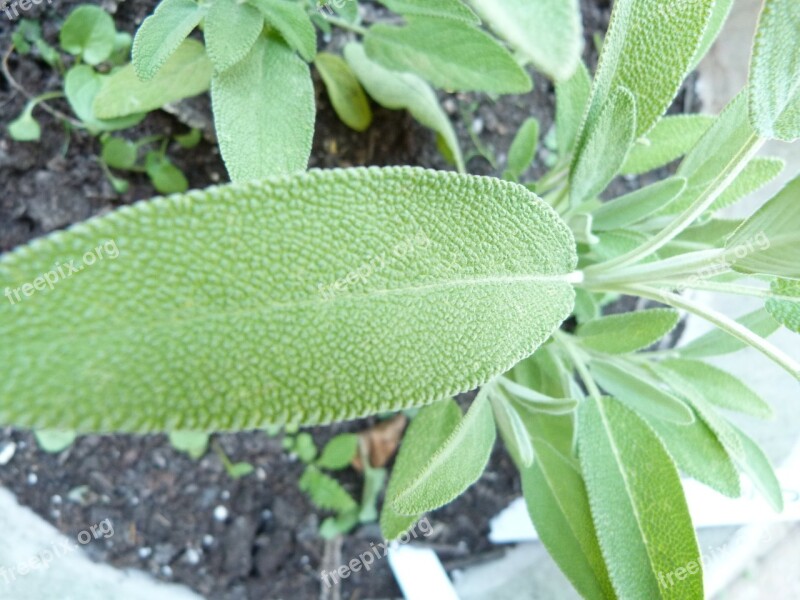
0, 1, 698, 599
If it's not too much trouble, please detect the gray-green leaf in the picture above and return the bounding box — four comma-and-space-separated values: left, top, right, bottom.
0, 167, 576, 431
205, 0, 264, 72
344, 43, 463, 171
579, 396, 703, 600
211, 34, 315, 180
504, 118, 538, 181
65, 66, 146, 133
556, 62, 591, 157
249, 0, 317, 61
392, 389, 496, 515
679, 308, 780, 358
466, 0, 582, 81
577, 309, 680, 354
592, 177, 687, 231
749, 0, 800, 141
377, 0, 478, 23
766, 278, 800, 333
132, 0, 206, 81
490, 386, 533, 468
621, 115, 715, 176
364, 19, 531, 94
95, 39, 212, 119
315, 52, 372, 132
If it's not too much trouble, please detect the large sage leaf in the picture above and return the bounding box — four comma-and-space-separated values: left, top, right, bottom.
95, 40, 212, 119
392, 389, 496, 515
749, 0, 800, 141
0, 168, 576, 432
132, 0, 206, 80
579, 396, 703, 600
211, 34, 314, 180
467, 0, 582, 81
344, 43, 464, 172
364, 18, 531, 94
377, 0, 478, 23
767, 278, 800, 333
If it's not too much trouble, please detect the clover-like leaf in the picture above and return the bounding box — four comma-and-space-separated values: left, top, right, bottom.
60, 5, 116, 65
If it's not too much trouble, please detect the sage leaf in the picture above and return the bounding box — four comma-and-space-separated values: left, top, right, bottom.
249, 0, 317, 62
679, 308, 780, 358
621, 115, 715, 176
205, 0, 264, 72
592, 177, 687, 231
523, 441, 615, 600
589, 359, 694, 425
691, 0, 735, 69
0, 167, 576, 432
344, 43, 463, 172
767, 278, 800, 333
645, 408, 741, 498
381, 399, 461, 540
466, 0, 582, 81
726, 175, 800, 278
95, 40, 212, 120
364, 19, 531, 94
579, 396, 703, 600
211, 34, 315, 180
749, 0, 800, 141
579, 0, 714, 141
504, 118, 539, 181
577, 308, 680, 354
392, 389, 496, 515
556, 62, 592, 157
731, 425, 784, 512
315, 52, 372, 132
377, 0, 478, 23
490, 387, 533, 468
570, 87, 636, 207
133, 0, 206, 81
660, 359, 773, 419
59, 5, 116, 65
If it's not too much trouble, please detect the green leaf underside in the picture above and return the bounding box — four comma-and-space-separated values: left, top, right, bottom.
381, 399, 461, 540
767, 278, 800, 333
577, 308, 679, 354
589, 359, 694, 425
579, 397, 703, 600
621, 115, 715, 176
95, 40, 212, 120
593, 177, 687, 231
467, 0, 582, 81
726, 175, 800, 279
523, 441, 615, 600
315, 52, 372, 132
392, 390, 496, 515
571, 87, 636, 206
580, 0, 714, 142
205, 0, 264, 73
660, 359, 773, 418
378, 0, 479, 23
731, 425, 784, 512
679, 308, 780, 358
211, 35, 315, 180
0, 167, 576, 432
133, 0, 206, 81
749, 0, 800, 141
344, 43, 464, 172
249, 0, 317, 62
364, 19, 531, 94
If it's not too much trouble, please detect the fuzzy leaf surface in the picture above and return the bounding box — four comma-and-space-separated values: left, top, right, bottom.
577, 309, 679, 354
315, 52, 372, 132
767, 278, 800, 333
249, 0, 317, 61
0, 167, 576, 431
205, 0, 264, 72
621, 115, 714, 175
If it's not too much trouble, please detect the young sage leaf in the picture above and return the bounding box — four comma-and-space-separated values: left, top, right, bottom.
678, 308, 780, 358
621, 115, 715, 176
555, 62, 591, 158
249, 0, 317, 62
205, 0, 264, 73
577, 308, 679, 354
592, 177, 687, 231
377, 0, 478, 23
315, 52, 373, 132
211, 34, 315, 180
504, 118, 539, 181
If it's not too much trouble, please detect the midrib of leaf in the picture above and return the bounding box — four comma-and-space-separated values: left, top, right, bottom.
10, 275, 572, 344
593, 398, 663, 593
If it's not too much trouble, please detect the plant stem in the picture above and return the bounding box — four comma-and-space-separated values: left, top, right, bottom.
586, 134, 764, 273
649, 279, 777, 299
616, 284, 800, 380
321, 14, 367, 35
553, 330, 603, 399
582, 249, 727, 288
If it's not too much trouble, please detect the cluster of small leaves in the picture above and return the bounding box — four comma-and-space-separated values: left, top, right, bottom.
7, 5, 197, 195
1, 1, 799, 598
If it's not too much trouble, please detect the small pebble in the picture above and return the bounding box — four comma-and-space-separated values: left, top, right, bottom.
138, 547, 153, 559
27, 472, 38, 485
213, 505, 229, 522
202, 534, 214, 547
161, 565, 173, 578
184, 547, 201, 565
471, 118, 485, 135
0, 442, 16, 465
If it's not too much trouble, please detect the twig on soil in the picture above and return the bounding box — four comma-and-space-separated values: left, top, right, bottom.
2, 45, 84, 128
319, 535, 343, 600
